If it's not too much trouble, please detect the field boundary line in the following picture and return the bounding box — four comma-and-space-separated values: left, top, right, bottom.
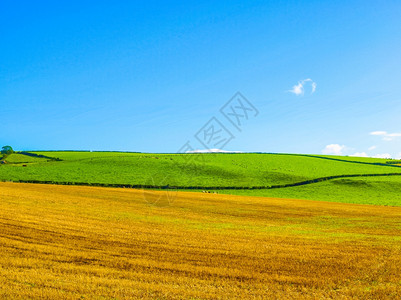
2, 172, 401, 190
271, 153, 401, 169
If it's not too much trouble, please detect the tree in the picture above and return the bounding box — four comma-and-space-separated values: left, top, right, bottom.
1, 146, 14, 155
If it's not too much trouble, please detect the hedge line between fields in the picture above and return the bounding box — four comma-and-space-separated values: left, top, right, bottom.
18, 152, 62, 161
386, 160, 401, 165
2, 172, 401, 190
273, 153, 401, 169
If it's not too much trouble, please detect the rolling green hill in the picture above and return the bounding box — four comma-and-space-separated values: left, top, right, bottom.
1, 153, 51, 164
1, 151, 400, 206
217, 176, 401, 206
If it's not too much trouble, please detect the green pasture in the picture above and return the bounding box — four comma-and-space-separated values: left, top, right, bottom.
1, 151, 401, 206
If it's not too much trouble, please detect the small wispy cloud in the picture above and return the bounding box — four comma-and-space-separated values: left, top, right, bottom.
288, 78, 317, 96
370, 131, 387, 136
311, 81, 317, 93
322, 144, 345, 155
368, 145, 377, 151
370, 131, 401, 141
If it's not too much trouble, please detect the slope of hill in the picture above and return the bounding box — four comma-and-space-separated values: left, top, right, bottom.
1, 151, 400, 205
0, 151, 400, 185
217, 176, 401, 206
1, 153, 51, 164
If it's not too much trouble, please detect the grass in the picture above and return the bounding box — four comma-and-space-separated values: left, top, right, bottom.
1, 182, 400, 299
0, 152, 400, 188
215, 176, 401, 206
1, 153, 50, 164
2, 151, 401, 206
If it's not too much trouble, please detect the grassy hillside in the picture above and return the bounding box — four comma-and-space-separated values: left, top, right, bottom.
1, 151, 401, 205
2, 153, 50, 164
217, 176, 401, 206
1, 182, 400, 299
0, 151, 399, 186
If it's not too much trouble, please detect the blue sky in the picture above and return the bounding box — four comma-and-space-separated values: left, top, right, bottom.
1, 1, 401, 157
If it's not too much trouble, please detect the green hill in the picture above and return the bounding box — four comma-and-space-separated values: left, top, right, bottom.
2, 153, 51, 164
1, 151, 400, 206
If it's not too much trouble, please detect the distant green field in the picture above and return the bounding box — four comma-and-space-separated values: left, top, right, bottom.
1, 151, 401, 206
0, 151, 399, 186
216, 176, 401, 206
1, 153, 49, 164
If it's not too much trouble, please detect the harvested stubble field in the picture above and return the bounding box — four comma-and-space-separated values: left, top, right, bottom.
0, 182, 400, 299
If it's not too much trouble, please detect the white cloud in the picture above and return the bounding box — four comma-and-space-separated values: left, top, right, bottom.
370, 131, 401, 141
368, 145, 377, 151
289, 78, 317, 96
290, 82, 303, 95
186, 149, 242, 153
370, 131, 387, 136
350, 152, 368, 157
322, 144, 346, 155
311, 81, 317, 93
372, 153, 392, 159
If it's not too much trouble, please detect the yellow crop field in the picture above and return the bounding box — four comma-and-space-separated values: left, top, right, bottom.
1, 182, 400, 299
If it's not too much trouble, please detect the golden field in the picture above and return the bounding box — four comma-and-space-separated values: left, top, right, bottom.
0, 182, 400, 299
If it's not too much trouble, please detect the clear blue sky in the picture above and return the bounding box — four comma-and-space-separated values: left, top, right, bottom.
1, 1, 401, 157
